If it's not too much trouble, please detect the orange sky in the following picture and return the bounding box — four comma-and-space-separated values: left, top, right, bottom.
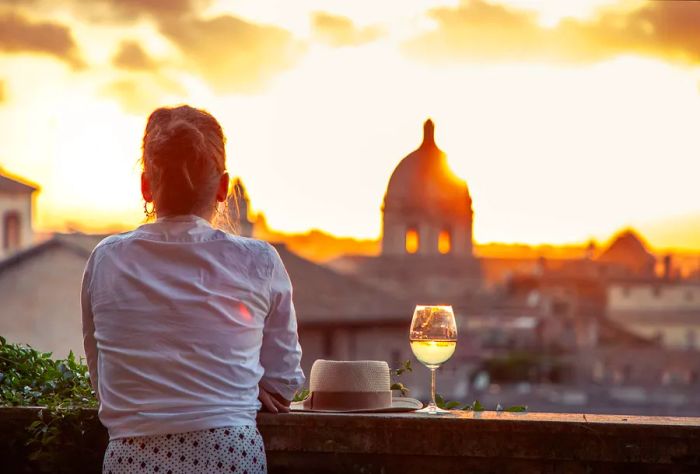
1, 0, 699, 250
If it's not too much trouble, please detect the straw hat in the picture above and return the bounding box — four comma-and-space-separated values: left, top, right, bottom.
290, 360, 423, 413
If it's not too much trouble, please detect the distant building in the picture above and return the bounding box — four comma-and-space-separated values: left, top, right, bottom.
382, 119, 473, 257
0, 233, 104, 357
0, 170, 38, 259
227, 178, 254, 237
330, 120, 481, 302
596, 229, 656, 278
607, 279, 700, 350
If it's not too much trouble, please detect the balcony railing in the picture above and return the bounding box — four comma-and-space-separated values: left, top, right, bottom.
2, 407, 699, 473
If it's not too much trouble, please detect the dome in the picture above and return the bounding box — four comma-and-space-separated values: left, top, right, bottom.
596, 229, 656, 276
383, 119, 471, 217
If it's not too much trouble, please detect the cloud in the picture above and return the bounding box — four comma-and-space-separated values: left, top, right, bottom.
112, 40, 158, 71
104, 0, 195, 17
311, 12, 383, 47
75, 0, 204, 23
101, 76, 186, 115
0, 12, 84, 68
159, 15, 304, 93
404, 0, 700, 65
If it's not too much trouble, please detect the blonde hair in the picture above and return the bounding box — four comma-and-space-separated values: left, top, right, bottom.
141, 105, 227, 219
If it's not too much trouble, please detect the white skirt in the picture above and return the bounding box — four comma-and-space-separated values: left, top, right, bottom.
102, 426, 266, 474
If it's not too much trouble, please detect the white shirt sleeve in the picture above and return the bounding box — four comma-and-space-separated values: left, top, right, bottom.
258, 244, 305, 401
81, 252, 99, 398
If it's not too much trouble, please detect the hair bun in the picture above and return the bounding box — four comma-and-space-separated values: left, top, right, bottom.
141, 105, 226, 216
156, 120, 206, 162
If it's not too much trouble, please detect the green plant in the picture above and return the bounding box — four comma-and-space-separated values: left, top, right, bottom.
391, 359, 412, 396
0, 337, 101, 473
389, 359, 527, 413
0, 337, 96, 408
435, 394, 527, 412
292, 388, 310, 402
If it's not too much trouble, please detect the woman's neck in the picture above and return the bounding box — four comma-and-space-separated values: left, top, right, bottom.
156, 210, 214, 223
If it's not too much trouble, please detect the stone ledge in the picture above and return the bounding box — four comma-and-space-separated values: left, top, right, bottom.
261, 411, 700, 472
2, 407, 699, 473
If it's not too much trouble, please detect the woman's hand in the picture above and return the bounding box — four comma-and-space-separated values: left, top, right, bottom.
258, 385, 291, 414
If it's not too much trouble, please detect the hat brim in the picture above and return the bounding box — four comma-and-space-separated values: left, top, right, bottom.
290, 396, 423, 413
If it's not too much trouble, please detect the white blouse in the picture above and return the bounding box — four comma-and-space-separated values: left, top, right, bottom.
81, 214, 305, 440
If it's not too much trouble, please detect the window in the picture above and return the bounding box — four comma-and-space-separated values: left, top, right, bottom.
405, 227, 419, 254
3, 211, 21, 251
438, 229, 451, 254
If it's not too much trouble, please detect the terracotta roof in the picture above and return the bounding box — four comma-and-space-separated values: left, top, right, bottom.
273, 244, 413, 324
0, 171, 39, 194
596, 316, 655, 347
53, 233, 107, 255
0, 234, 97, 274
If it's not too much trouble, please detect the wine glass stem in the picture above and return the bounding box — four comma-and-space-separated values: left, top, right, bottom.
429, 367, 437, 413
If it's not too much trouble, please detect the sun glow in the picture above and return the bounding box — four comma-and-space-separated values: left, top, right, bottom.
0, 0, 699, 251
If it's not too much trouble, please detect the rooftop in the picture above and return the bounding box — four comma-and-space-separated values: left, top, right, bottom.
0, 170, 39, 194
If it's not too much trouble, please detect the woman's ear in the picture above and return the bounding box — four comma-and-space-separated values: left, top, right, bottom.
141, 172, 153, 203
216, 172, 230, 203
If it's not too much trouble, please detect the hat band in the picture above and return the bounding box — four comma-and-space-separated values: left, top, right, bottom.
303, 390, 392, 411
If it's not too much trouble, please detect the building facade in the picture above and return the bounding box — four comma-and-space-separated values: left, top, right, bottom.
607, 280, 700, 350
0, 171, 38, 259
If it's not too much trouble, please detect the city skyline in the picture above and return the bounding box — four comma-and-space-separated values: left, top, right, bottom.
1, 0, 699, 250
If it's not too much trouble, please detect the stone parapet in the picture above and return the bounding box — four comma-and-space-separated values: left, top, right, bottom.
2, 407, 699, 473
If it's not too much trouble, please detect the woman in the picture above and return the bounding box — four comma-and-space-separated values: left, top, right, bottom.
81, 105, 304, 474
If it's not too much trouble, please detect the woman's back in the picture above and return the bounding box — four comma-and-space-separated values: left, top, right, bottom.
82, 106, 303, 474
83, 215, 302, 439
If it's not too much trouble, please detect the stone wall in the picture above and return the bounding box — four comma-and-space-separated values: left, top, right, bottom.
2, 407, 699, 473
0, 244, 87, 357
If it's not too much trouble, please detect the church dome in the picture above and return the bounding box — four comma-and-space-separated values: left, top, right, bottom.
383, 119, 471, 217
596, 229, 656, 276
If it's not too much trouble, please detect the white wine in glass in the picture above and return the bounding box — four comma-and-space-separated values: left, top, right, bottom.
409, 305, 458, 414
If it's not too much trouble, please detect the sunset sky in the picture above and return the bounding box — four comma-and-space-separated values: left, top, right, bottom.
1, 0, 699, 250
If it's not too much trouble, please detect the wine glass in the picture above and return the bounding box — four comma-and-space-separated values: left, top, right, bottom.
409, 305, 458, 414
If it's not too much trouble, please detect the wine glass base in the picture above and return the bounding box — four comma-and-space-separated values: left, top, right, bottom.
416, 406, 452, 415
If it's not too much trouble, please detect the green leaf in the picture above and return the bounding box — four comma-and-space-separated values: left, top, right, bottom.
394, 360, 413, 376
470, 400, 485, 411
27, 420, 43, 431
504, 405, 528, 412
390, 382, 409, 396
435, 393, 446, 409
444, 401, 461, 410
292, 389, 309, 402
